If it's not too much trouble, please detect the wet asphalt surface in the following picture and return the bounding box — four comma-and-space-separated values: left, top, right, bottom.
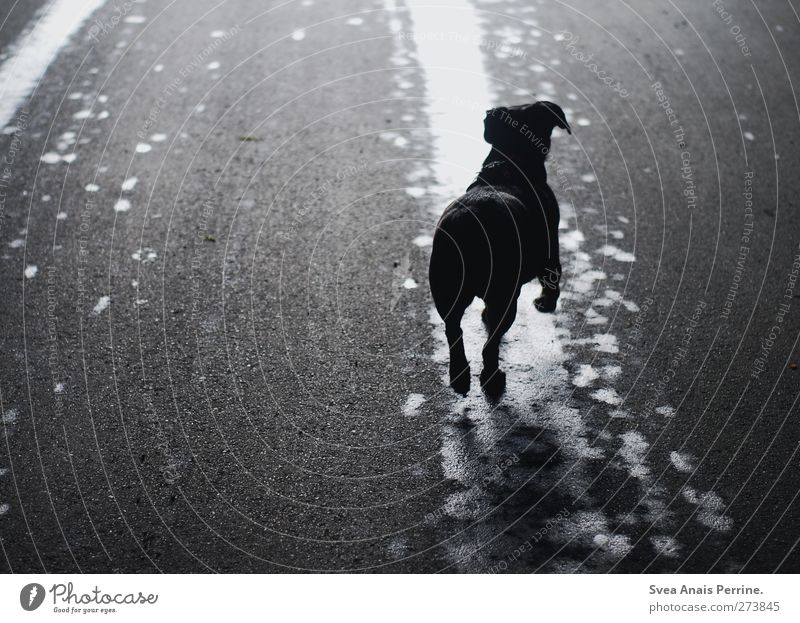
0, 0, 798, 573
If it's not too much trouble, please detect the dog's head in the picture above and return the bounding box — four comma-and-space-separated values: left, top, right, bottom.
483, 101, 571, 159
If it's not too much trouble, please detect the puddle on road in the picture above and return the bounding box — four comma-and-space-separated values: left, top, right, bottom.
395, 0, 733, 572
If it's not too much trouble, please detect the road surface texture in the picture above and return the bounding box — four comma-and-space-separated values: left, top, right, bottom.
0, 0, 798, 573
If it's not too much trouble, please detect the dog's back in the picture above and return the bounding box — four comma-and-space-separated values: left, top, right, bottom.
430, 184, 555, 315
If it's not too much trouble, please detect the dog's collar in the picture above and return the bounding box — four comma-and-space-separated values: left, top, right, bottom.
472, 159, 525, 185
480, 159, 514, 172
468, 157, 547, 192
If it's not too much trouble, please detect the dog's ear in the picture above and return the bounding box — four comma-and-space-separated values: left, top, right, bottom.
483, 106, 515, 147
535, 101, 571, 135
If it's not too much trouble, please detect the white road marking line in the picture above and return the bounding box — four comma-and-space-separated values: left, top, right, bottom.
0, 0, 107, 127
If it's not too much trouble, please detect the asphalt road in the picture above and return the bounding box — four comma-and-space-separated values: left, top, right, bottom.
0, 0, 798, 573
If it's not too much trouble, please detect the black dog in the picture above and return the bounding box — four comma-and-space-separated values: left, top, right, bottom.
429, 101, 571, 396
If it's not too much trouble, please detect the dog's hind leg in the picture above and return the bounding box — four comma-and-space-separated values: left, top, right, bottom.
444, 303, 470, 395
479, 294, 518, 396
534, 263, 561, 313
430, 223, 473, 394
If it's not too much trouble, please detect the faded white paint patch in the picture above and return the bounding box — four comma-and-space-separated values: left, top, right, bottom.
2, 408, 17, 424
132, 248, 157, 262
402, 393, 426, 417
405, 187, 426, 198
412, 234, 433, 247
598, 245, 636, 262
651, 535, 681, 558
580, 173, 596, 183
54, 382, 65, 393
592, 533, 631, 556
386, 535, 409, 559
40, 152, 63, 164
9, 238, 24, 248
619, 431, 650, 479
85, 183, 99, 192
554, 510, 631, 564
291, 29, 306, 41
593, 333, 618, 354
587, 315, 607, 325
402, 278, 418, 289
121, 177, 138, 191
682, 487, 699, 504
92, 295, 110, 314
655, 405, 675, 417
135, 142, 152, 153
684, 489, 733, 532
150, 133, 167, 142
572, 364, 598, 388
569, 269, 605, 294
669, 451, 695, 473
590, 387, 621, 405
114, 199, 131, 212
24, 265, 37, 278
560, 229, 584, 252
0, 503, 9, 515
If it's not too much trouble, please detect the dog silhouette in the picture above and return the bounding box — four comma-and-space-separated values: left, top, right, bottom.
429, 101, 571, 396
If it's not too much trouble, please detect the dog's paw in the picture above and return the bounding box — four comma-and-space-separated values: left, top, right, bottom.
534, 295, 558, 313
450, 366, 471, 395
480, 368, 506, 397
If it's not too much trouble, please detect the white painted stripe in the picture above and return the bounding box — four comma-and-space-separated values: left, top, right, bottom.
0, 0, 108, 128
404, 0, 492, 198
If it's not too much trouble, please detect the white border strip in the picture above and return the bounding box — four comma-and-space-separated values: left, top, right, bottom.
0, 0, 107, 128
